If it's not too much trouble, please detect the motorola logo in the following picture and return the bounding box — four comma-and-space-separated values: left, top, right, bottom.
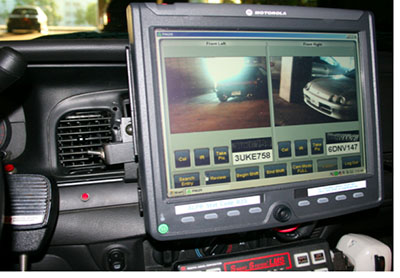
245, 9, 253, 16
256, 10, 287, 16
246, 10, 288, 16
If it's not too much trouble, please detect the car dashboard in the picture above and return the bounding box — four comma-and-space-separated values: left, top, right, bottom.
0, 4, 393, 272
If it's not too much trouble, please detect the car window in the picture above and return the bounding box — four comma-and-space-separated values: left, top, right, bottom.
12, 8, 38, 15
345, 69, 356, 79
242, 66, 260, 79
258, 67, 268, 76
319, 56, 339, 66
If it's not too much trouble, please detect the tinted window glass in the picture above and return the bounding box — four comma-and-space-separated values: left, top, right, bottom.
12, 8, 38, 15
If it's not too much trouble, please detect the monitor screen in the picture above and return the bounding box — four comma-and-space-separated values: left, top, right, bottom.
127, 3, 382, 240
156, 30, 365, 198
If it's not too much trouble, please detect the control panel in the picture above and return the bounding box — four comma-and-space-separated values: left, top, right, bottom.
158, 179, 373, 239
176, 240, 333, 271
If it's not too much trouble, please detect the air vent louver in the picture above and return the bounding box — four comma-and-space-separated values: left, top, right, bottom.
57, 110, 113, 175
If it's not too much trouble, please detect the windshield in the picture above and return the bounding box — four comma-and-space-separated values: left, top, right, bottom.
0, 0, 316, 41
0, 0, 392, 51
1, 0, 99, 40
12, 8, 38, 15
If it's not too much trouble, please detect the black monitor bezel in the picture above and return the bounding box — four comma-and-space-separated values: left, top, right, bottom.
127, 3, 383, 240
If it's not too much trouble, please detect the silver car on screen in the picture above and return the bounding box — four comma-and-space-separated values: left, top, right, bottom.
303, 69, 357, 121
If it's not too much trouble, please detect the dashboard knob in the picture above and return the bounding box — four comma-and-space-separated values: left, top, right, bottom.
273, 205, 292, 222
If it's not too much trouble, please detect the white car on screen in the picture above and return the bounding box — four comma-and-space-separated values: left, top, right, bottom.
303, 69, 357, 121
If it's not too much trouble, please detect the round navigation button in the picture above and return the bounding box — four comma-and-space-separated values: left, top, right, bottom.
273, 205, 292, 222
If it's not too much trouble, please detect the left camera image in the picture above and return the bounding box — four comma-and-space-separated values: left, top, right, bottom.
164, 56, 271, 134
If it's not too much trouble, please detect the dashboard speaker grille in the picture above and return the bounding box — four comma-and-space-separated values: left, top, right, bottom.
57, 110, 113, 175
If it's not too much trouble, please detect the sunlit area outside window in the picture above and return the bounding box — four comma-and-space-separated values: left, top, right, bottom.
0, 0, 318, 41
0, 0, 98, 40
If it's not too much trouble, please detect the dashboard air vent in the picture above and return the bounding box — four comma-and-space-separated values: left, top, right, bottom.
57, 110, 114, 175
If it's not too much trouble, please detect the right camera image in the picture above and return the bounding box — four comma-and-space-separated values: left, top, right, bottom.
271, 56, 357, 126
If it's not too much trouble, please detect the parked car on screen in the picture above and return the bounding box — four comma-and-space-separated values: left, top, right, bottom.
215, 66, 268, 102
7, 6, 48, 34
303, 69, 357, 120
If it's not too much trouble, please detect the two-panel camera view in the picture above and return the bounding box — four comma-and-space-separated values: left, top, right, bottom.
165, 55, 356, 134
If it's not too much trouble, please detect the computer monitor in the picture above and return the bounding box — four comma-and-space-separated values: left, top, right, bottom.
127, 3, 383, 240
